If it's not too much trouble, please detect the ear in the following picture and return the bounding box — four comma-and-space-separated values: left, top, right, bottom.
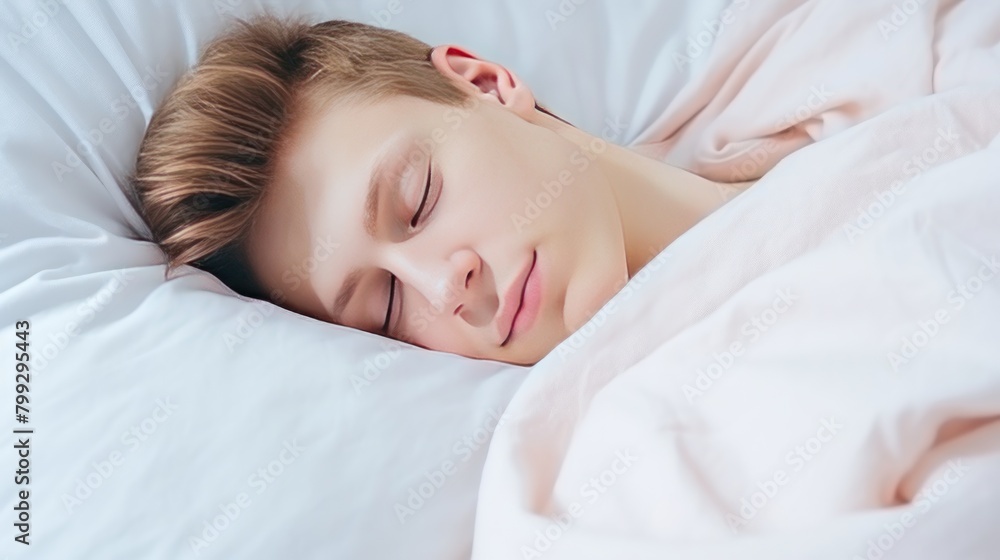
429, 45, 536, 119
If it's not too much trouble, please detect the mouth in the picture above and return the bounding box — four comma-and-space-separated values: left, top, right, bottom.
499, 249, 541, 347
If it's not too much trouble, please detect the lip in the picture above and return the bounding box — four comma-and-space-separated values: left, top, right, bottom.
498, 249, 540, 347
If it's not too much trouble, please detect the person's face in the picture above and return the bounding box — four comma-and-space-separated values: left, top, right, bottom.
246, 46, 628, 366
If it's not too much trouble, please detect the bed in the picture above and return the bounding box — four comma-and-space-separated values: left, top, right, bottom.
0, 1, 731, 558
1, 1, 998, 559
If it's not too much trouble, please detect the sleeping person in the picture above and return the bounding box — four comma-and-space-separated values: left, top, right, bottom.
130, 15, 753, 366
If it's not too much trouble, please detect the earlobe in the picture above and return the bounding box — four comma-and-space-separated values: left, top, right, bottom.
429, 45, 536, 119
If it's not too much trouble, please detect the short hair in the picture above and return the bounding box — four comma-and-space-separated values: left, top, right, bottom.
128, 14, 472, 302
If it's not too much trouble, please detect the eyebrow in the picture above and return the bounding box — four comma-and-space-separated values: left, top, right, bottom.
328, 134, 412, 324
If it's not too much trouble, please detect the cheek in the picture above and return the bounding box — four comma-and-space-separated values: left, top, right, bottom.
443, 155, 534, 232
494, 159, 581, 233
403, 309, 477, 356
513, 132, 609, 224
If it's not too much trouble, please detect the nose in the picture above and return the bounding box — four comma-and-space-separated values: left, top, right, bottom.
386, 246, 494, 327
448, 249, 477, 316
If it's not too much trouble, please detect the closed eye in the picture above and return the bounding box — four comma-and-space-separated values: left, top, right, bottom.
382, 273, 396, 336
410, 157, 433, 228
384, 157, 437, 337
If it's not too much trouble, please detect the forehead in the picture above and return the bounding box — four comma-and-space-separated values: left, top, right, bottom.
245, 95, 429, 316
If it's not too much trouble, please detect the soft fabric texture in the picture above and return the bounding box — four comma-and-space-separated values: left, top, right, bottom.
471, 0, 1000, 557
0, 1, 729, 559
475, 89, 1000, 560
630, 0, 1000, 181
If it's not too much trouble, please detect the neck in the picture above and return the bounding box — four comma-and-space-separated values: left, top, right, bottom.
538, 111, 752, 277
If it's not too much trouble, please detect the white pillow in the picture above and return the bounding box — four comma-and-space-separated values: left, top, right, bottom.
0, 0, 728, 557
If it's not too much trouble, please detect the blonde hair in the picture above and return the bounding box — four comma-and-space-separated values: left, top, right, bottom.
129, 14, 471, 301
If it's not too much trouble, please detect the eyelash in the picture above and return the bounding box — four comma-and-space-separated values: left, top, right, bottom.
382, 158, 437, 336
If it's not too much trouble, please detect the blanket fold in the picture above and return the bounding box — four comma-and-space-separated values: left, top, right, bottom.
471, 1, 1000, 556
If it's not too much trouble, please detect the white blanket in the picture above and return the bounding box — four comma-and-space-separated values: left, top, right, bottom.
471, 84, 1000, 559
